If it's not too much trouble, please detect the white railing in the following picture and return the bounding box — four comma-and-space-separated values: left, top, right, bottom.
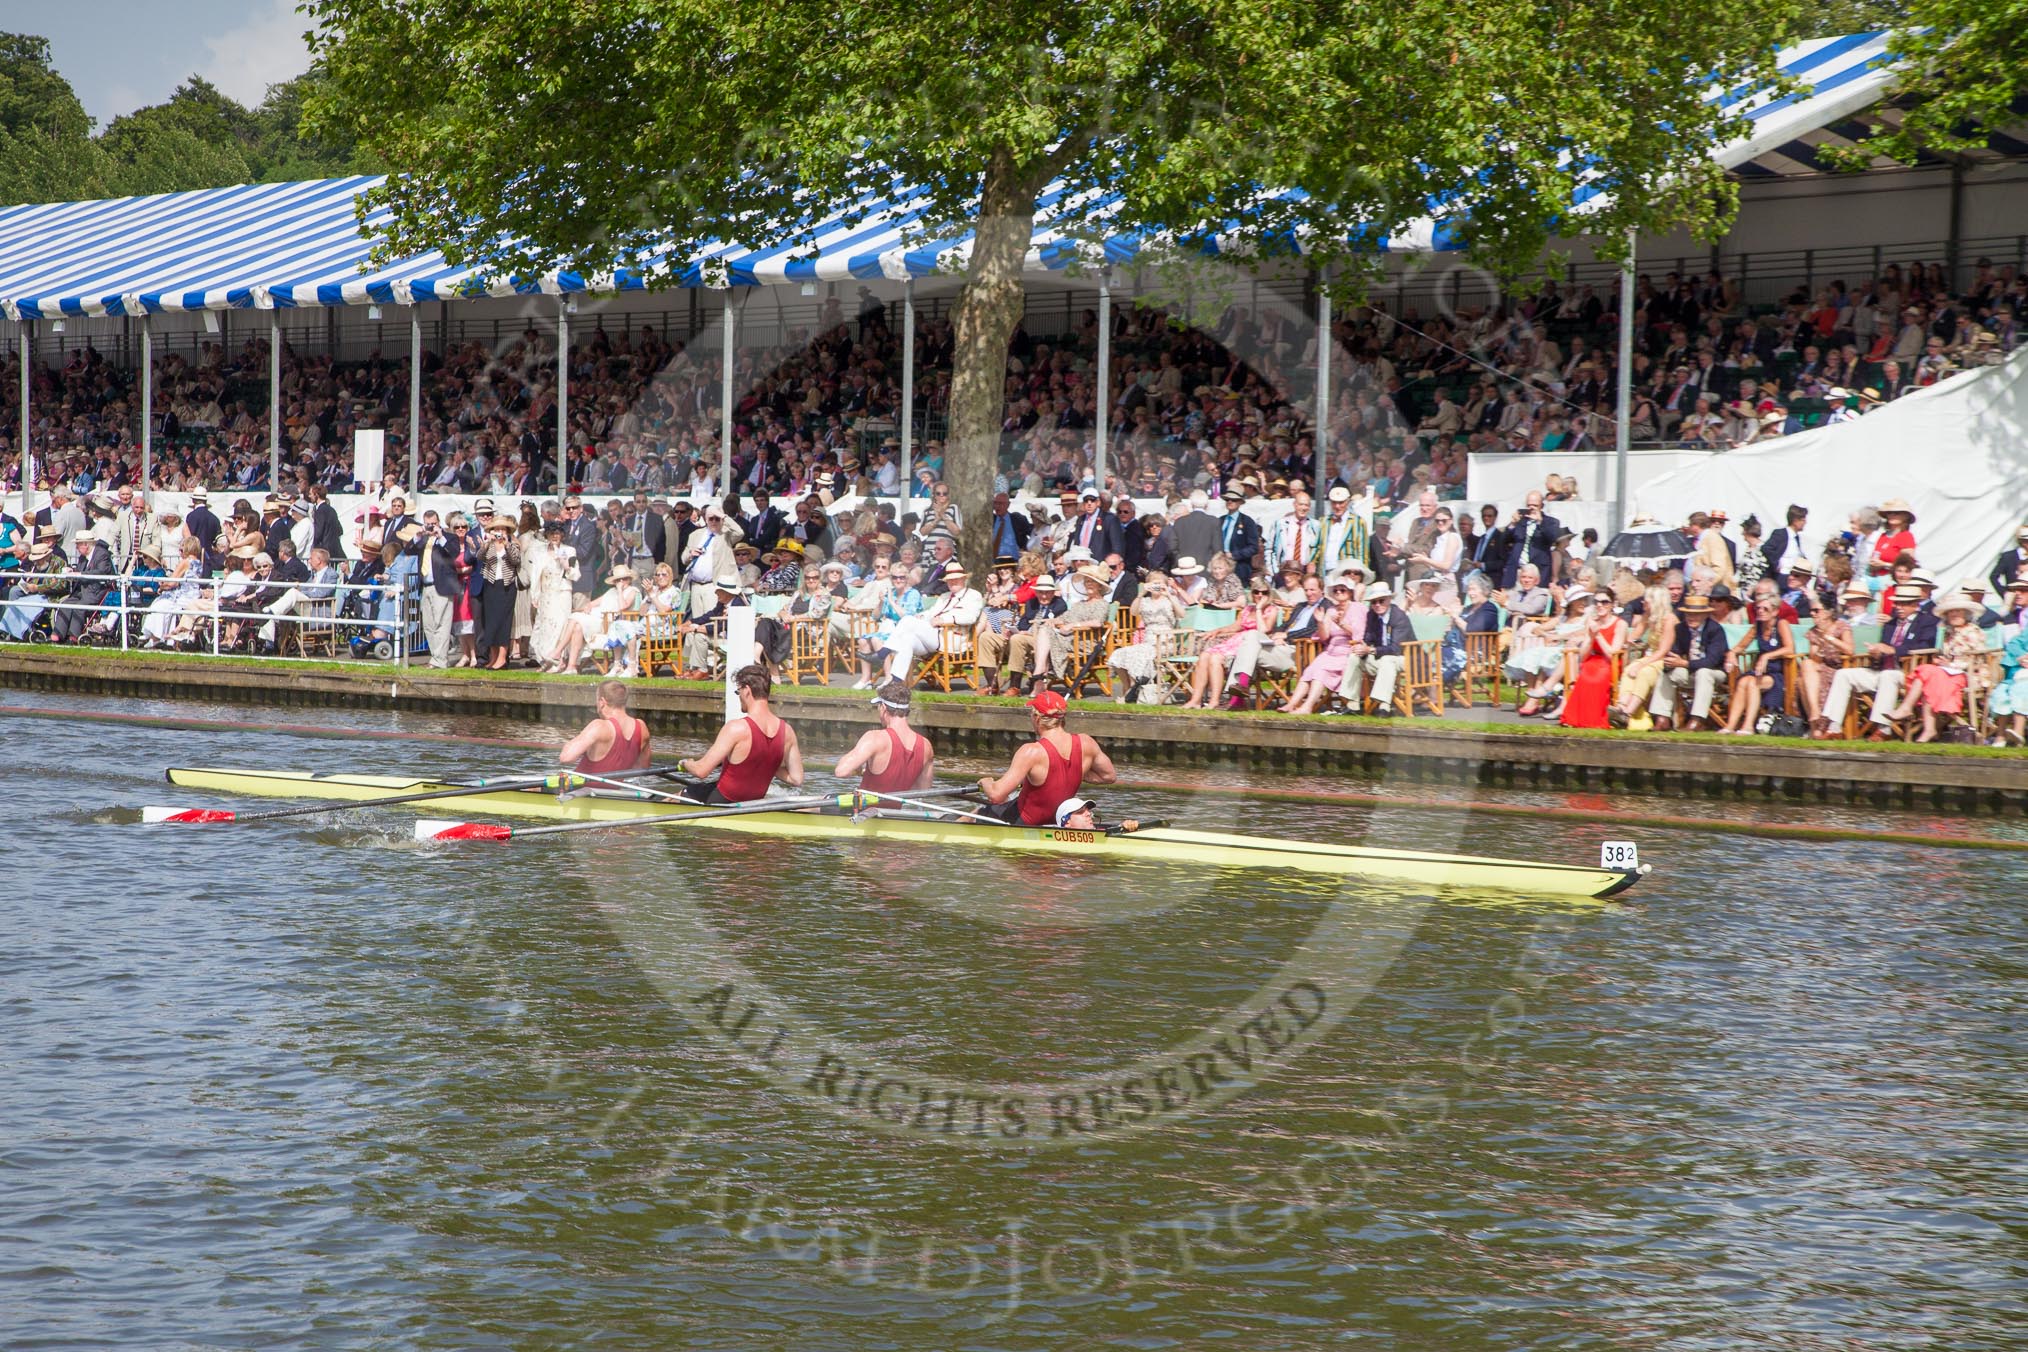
0, 571, 414, 664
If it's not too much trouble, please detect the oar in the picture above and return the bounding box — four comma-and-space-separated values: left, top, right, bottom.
414, 783, 998, 844
853, 788, 1169, 836
414, 789, 873, 843
143, 763, 680, 825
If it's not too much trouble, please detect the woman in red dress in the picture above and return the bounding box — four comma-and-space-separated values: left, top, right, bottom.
1560, 590, 1627, 728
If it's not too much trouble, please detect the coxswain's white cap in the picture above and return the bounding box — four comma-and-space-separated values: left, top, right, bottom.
1053, 797, 1095, 827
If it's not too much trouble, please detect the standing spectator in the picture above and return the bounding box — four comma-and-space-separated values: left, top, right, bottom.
1988, 524, 2028, 595
477, 516, 521, 669
1498, 492, 1559, 590
1214, 488, 1262, 582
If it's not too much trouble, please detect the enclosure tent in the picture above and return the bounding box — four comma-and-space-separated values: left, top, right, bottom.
0, 34, 1899, 320
1632, 349, 2028, 585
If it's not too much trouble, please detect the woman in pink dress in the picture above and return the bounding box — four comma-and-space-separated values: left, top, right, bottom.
1279, 575, 1365, 714
1179, 580, 1281, 708
1884, 594, 1986, 741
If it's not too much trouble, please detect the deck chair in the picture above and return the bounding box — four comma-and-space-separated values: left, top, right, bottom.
782, 613, 831, 684
284, 594, 340, 658
1250, 636, 1317, 709
639, 611, 684, 676
1399, 639, 1446, 716
915, 622, 979, 693
1155, 607, 1235, 699
1060, 606, 1120, 699
1457, 630, 1507, 707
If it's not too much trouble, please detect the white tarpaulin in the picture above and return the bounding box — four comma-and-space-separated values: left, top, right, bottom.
1633, 347, 2028, 587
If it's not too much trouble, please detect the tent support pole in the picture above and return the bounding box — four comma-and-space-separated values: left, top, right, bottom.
1613, 227, 1635, 538
269, 312, 281, 492
17, 322, 30, 526
1094, 272, 1110, 494
409, 306, 422, 500
900, 280, 915, 507
140, 319, 152, 495
720, 291, 735, 474
556, 297, 570, 494
1313, 270, 1331, 516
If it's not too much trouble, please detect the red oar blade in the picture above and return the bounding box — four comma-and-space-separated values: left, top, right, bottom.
413, 819, 513, 843
143, 806, 236, 824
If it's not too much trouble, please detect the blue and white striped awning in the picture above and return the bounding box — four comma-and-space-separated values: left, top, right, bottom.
0, 34, 1903, 320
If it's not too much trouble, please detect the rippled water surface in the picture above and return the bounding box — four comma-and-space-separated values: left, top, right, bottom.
4, 691, 2024, 1349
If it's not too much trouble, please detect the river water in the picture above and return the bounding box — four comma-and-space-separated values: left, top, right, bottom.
4, 691, 2023, 1349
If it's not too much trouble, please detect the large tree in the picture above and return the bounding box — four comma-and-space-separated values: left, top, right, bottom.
307, 0, 1797, 573
0, 32, 108, 202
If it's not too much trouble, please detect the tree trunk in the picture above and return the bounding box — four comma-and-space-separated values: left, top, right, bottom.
944, 151, 1037, 584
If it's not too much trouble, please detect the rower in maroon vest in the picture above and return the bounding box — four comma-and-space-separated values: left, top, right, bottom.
561, 679, 653, 776
835, 679, 936, 796
678, 663, 805, 804
976, 689, 1117, 826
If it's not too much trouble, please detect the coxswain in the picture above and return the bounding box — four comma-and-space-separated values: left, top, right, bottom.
678, 664, 804, 803
559, 679, 652, 776
977, 689, 1116, 825
834, 678, 936, 797
1052, 796, 1144, 836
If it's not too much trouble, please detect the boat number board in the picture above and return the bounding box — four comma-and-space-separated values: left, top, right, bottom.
1601, 841, 1639, 870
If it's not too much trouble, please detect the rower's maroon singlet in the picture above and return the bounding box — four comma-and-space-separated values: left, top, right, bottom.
575, 714, 645, 776
857, 726, 928, 796
1017, 732, 1084, 826
715, 715, 785, 802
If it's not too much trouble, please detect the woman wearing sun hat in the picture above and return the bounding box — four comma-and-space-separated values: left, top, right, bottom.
1882, 592, 1988, 742
477, 515, 521, 670
1873, 498, 1919, 572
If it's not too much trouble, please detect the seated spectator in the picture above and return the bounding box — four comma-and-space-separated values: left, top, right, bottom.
1882, 593, 1988, 742
1719, 591, 1796, 734
1650, 592, 1727, 732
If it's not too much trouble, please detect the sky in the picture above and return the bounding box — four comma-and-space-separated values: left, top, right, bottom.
9, 0, 313, 126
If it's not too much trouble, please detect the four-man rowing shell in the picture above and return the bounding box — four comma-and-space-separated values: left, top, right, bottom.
158, 767, 1648, 899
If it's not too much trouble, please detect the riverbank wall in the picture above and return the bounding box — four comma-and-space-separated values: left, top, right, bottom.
7, 649, 2026, 815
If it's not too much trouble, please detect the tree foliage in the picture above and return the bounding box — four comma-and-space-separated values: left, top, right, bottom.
306, 0, 1806, 569
1840, 0, 2028, 163
0, 34, 380, 206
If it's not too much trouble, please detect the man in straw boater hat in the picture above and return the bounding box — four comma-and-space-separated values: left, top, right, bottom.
834, 678, 937, 796
1814, 580, 1937, 740
1328, 579, 1416, 716
877, 559, 984, 687
1647, 590, 1728, 732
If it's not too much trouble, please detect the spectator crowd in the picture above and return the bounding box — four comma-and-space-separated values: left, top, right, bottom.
2, 257, 2020, 522
6, 462, 2025, 749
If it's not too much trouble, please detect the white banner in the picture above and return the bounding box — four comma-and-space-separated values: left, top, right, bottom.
351, 430, 385, 488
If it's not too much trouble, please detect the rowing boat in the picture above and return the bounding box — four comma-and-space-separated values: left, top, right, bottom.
162, 767, 1647, 899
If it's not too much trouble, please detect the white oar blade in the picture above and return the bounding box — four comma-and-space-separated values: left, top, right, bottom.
143, 806, 236, 824
413, 819, 513, 843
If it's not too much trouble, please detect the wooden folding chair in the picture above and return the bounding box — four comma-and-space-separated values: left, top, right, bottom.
1456, 630, 1506, 707
284, 595, 340, 658
639, 612, 683, 676
588, 608, 644, 674
1400, 639, 1445, 716
915, 622, 978, 693
1061, 615, 1115, 699
1250, 636, 1317, 709
782, 615, 830, 685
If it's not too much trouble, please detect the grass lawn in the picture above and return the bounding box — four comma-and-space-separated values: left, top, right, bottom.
3, 641, 2019, 759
